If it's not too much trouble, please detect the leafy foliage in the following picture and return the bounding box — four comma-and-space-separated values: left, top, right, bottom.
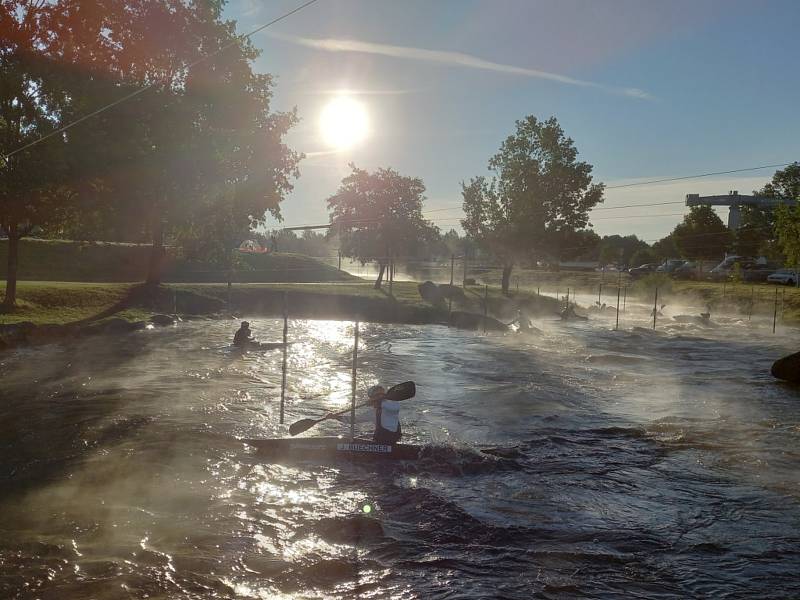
763, 163, 800, 267
327, 165, 438, 288
671, 206, 730, 260
461, 116, 603, 293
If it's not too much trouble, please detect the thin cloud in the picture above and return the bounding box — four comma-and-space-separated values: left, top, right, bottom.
306, 88, 416, 96
270, 33, 652, 100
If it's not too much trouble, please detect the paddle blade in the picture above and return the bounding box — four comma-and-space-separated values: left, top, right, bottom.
288, 418, 319, 436
386, 381, 415, 401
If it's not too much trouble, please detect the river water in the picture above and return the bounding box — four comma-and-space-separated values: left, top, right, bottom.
1, 303, 800, 599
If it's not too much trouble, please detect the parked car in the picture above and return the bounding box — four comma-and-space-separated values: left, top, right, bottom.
656, 259, 687, 274
672, 261, 699, 280
628, 263, 660, 279
767, 269, 798, 286
741, 263, 781, 283
709, 256, 754, 281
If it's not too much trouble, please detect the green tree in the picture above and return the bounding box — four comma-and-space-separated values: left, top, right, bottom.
596, 234, 649, 267
759, 163, 800, 266
558, 229, 601, 262
0, 1, 79, 309
39, 0, 300, 284
767, 163, 800, 268
327, 165, 437, 289
671, 206, 730, 260
651, 234, 679, 261
630, 247, 657, 267
461, 116, 604, 294
733, 206, 777, 258
774, 204, 800, 269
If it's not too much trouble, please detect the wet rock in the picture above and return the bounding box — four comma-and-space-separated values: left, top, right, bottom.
464, 277, 477, 285
771, 351, 800, 384
439, 283, 465, 301
0, 321, 36, 347
449, 310, 507, 331
149, 314, 176, 327
418, 281, 444, 305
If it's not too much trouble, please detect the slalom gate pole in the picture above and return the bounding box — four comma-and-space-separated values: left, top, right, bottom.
653, 287, 658, 330
351, 321, 359, 440
483, 285, 488, 333
280, 292, 289, 424
773, 288, 778, 334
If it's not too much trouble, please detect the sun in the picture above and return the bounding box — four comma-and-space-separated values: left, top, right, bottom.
319, 96, 369, 150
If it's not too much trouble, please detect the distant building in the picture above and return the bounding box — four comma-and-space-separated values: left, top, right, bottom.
686, 191, 796, 230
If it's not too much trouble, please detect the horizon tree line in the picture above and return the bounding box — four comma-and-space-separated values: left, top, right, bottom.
2, 1, 798, 305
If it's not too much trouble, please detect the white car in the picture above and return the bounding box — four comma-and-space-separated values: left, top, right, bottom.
767, 269, 798, 285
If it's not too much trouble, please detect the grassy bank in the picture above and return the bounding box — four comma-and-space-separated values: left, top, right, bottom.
0, 280, 561, 328
0, 282, 149, 325
0, 239, 356, 283
669, 280, 800, 323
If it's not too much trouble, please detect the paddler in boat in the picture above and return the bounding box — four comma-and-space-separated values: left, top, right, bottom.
232, 321, 253, 347
367, 385, 402, 444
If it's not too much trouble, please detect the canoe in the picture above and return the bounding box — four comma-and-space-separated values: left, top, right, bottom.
230, 341, 289, 351
242, 436, 422, 461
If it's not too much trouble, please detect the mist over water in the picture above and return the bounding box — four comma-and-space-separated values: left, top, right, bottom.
2, 303, 800, 598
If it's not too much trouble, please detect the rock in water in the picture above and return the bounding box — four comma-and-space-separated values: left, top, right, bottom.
439, 284, 465, 301
449, 311, 508, 331
417, 281, 444, 305
771, 351, 800, 383
150, 314, 176, 327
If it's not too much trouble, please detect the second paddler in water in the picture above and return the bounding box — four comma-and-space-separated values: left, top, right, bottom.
367, 385, 402, 444
233, 321, 253, 347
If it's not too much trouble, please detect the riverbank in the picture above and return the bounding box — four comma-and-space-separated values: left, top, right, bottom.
0, 239, 356, 283
485, 269, 800, 325
0, 280, 563, 350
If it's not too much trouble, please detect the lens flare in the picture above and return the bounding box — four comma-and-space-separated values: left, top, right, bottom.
319, 96, 369, 150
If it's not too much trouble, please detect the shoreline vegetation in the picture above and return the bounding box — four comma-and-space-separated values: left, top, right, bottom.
0, 280, 562, 350
1, 249, 799, 351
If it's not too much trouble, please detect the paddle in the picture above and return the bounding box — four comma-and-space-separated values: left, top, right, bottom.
288, 381, 416, 436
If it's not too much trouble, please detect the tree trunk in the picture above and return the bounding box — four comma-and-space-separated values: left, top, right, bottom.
146, 217, 165, 286
501, 263, 514, 296
374, 262, 386, 289
2, 225, 20, 310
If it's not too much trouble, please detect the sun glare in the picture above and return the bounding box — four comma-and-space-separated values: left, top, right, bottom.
319, 96, 369, 150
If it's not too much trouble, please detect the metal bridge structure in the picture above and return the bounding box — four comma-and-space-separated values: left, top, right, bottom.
685, 191, 796, 230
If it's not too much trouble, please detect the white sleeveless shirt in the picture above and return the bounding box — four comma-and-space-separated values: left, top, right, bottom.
379, 400, 400, 432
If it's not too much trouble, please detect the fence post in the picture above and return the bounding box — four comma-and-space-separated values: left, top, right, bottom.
388, 257, 394, 297
773, 287, 779, 334
781, 288, 786, 320
350, 321, 359, 440
448, 254, 455, 320
653, 287, 658, 330
280, 292, 289, 424
483, 285, 488, 333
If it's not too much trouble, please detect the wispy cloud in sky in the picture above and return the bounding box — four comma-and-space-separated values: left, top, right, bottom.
304, 87, 415, 96
271, 33, 653, 100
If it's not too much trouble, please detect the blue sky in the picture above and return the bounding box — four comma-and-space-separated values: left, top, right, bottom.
225, 0, 800, 241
